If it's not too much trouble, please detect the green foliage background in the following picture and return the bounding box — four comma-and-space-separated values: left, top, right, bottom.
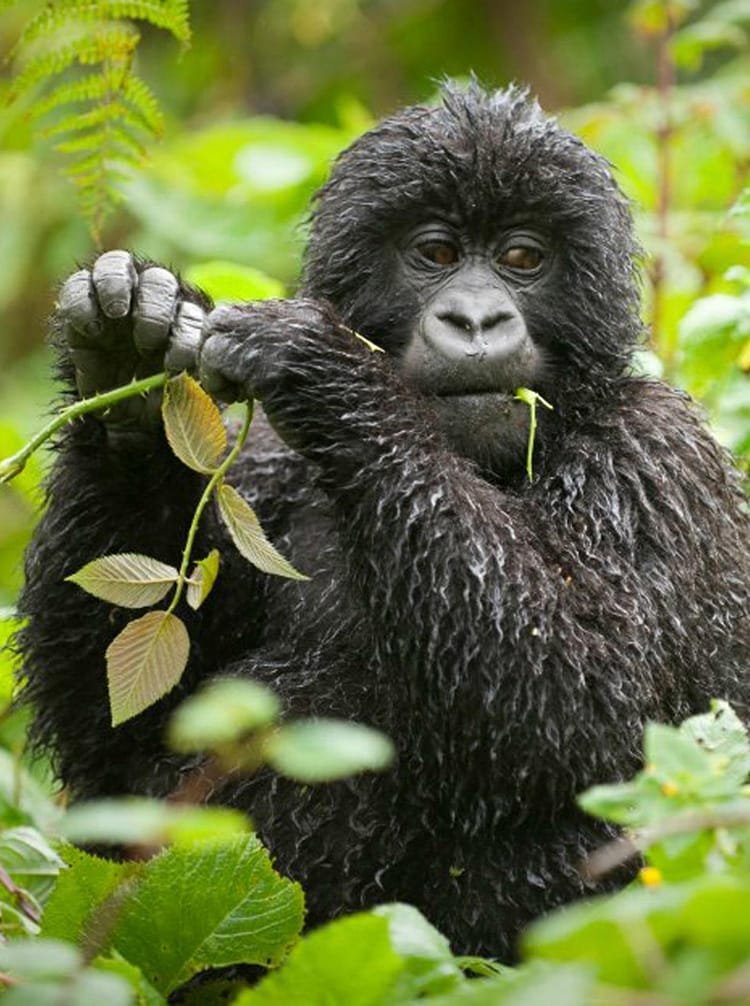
0, 1, 748, 1003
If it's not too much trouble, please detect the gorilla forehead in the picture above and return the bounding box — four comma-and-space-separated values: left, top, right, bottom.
309, 83, 628, 249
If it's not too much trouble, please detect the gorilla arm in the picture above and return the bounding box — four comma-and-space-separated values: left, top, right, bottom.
201, 299, 750, 815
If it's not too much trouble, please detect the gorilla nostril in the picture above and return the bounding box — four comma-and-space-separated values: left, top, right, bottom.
437, 311, 474, 334
481, 311, 512, 331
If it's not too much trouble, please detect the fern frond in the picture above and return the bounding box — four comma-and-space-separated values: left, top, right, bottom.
8, 0, 191, 239
18, 0, 190, 52
30, 72, 111, 120
43, 101, 145, 140
11, 21, 139, 101
55, 126, 147, 160
122, 74, 164, 133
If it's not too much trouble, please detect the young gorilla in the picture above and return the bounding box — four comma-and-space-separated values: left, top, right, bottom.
19, 84, 750, 960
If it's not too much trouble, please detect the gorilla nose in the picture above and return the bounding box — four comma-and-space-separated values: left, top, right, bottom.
437, 306, 514, 336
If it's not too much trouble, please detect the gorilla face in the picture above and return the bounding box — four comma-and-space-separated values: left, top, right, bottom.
304, 84, 641, 478
394, 218, 553, 471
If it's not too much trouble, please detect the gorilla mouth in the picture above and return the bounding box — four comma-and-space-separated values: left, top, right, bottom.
437, 388, 516, 399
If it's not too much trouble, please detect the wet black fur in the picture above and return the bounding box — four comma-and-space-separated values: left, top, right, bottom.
18, 85, 750, 959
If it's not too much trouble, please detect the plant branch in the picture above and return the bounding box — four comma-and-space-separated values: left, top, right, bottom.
0, 372, 169, 484
166, 401, 255, 613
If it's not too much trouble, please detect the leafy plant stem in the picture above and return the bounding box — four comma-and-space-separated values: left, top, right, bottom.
0, 372, 168, 484
514, 387, 553, 481
166, 401, 255, 614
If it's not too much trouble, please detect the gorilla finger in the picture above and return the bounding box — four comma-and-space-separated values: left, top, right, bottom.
133, 267, 179, 354
165, 301, 205, 374
58, 271, 100, 339
198, 334, 243, 402
92, 250, 136, 319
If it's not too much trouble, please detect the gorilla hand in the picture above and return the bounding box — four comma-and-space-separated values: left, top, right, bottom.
198, 299, 380, 455
57, 251, 210, 432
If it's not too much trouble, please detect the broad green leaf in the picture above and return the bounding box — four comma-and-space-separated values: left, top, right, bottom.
680, 699, 750, 784
374, 903, 462, 996
163, 373, 227, 474
111, 835, 304, 994
236, 913, 404, 1006
106, 611, 190, 726
186, 548, 220, 610
66, 553, 178, 608
184, 261, 285, 302
524, 883, 687, 986
42, 845, 136, 945
217, 483, 308, 580
644, 722, 711, 778
265, 718, 394, 783
169, 677, 280, 753
60, 797, 249, 846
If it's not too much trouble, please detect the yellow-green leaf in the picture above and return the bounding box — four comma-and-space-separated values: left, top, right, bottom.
162, 373, 227, 474
186, 549, 220, 610
217, 484, 308, 581
66, 553, 179, 608
107, 611, 190, 726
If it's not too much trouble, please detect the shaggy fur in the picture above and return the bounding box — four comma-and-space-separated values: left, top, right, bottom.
18, 84, 750, 960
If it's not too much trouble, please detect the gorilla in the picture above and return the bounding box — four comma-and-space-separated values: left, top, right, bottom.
18, 83, 750, 960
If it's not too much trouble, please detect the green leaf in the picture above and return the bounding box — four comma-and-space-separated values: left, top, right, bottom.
373, 903, 462, 996
94, 954, 167, 1006
111, 835, 304, 995
0, 939, 80, 980
0, 826, 65, 906
168, 677, 280, 753
644, 722, 711, 778
106, 610, 190, 726
265, 718, 394, 783
42, 845, 136, 945
577, 780, 642, 824
162, 373, 227, 474
186, 548, 220, 610
235, 913, 404, 1006
184, 261, 285, 302
60, 797, 249, 846
217, 483, 308, 580
680, 699, 750, 785
67, 552, 178, 608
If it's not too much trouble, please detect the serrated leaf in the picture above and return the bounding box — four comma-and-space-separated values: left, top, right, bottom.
265, 719, 395, 783
112, 835, 304, 994
169, 678, 281, 753
42, 845, 136, 946
163, 373, 227, 473
106, 611, 189, 726
67, 553, 178, 608
217, 483, 308, 580
186, 549, 220, 610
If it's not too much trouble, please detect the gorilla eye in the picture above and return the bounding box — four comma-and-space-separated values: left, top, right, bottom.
498, 246, 543, 272
418, 242, 459, 267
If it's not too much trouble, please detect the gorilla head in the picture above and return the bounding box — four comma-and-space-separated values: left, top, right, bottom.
303, 83, 642, 473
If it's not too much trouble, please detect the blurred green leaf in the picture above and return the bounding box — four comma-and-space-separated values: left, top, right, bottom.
60, 797, 250, 846
169, 677, 280, 753
265, 718, 395, 783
